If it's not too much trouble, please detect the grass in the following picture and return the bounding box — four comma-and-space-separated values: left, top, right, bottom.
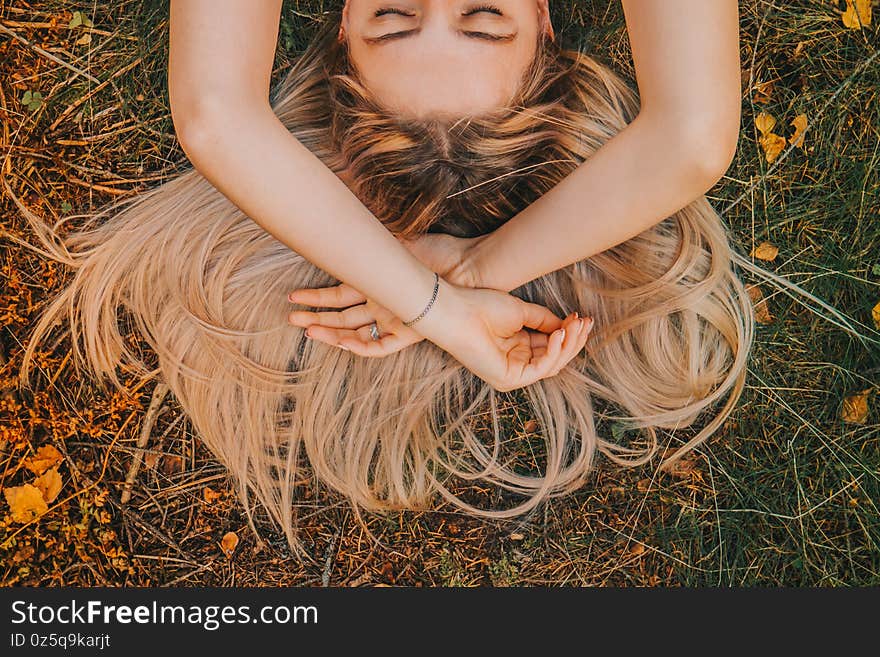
0, 0, 878, 587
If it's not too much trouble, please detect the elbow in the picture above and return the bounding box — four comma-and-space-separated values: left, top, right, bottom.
170, 93, 264, 165
170, 96, 228, 164
678, 115, 740, 190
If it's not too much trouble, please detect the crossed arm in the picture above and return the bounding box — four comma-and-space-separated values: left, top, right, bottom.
168, 0, 740, 385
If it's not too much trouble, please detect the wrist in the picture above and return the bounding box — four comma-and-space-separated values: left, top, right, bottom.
451, 235, 497, 290
407, 277, 478, 353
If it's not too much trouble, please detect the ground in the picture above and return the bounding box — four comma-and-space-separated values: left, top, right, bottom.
1, 0, 878, 586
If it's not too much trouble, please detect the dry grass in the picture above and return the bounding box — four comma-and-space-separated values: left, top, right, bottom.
1, 0, 878, 587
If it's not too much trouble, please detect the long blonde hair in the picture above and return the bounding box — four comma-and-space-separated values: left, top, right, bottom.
13, 17, 858, 553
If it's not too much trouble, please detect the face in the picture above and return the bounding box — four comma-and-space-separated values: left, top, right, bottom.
340, 1, 554, 120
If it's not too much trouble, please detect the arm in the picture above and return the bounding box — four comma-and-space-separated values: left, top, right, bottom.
168, 0, 584, 391
168, 0, 442, 326
462, 0, 742, 293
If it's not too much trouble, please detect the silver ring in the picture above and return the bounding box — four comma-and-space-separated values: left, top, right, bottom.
369, 322, 380, 341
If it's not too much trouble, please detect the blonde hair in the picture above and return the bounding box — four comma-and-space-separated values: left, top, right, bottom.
13, 17, 860, 553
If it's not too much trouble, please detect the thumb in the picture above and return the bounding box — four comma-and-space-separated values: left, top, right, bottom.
518, 300, 564, 334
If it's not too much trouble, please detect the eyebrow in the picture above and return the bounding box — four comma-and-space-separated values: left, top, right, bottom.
363, 28, 517, 45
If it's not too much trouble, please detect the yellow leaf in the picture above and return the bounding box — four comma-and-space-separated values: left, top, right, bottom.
25, 444, 63, 476
842, 0, 872, 29
871, 299, 880, 330
790, 114, 808, 150
33, 467, 63, 504
3, 484, 48, 523
220, 531, 239, 558
759, 133, 787, 163
755, 111, 777, 136
841, 389, 872, 424
753, 80, 775, 104
746, 284, 774, 324
752, 242, 779, 262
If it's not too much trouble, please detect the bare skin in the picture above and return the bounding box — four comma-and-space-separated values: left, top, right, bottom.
169, 0, 740, 380
169, 0, 588, 392
291, 0, 741, 357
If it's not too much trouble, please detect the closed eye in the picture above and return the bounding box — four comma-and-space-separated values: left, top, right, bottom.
365, 29, 515, 44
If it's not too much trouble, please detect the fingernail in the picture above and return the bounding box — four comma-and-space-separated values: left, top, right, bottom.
573, 311, 580, 320
586, 318, 595, 331
287, 292, 296, 302
560, 328, 566, 341
304, 329, 312, 339
339, 345, 350, 352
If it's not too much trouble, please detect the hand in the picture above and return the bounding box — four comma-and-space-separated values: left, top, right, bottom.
288, 278, 594, 392
416, 282, 594, 392
397, 232, 487, 289
286, 232, 487, 353
288, 283, 424, 355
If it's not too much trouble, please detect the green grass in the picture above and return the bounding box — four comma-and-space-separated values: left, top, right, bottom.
0, 0, 877, 586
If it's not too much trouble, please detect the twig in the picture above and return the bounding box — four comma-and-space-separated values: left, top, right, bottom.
0, 22, 99, 84
120, 382, 169, 505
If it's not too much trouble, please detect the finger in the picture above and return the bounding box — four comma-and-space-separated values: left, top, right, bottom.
339, 332, 415, 358
552, 315, 592, 374
288, 283, 365, 308
528, 330, 549, 351
518, 324, 567, 384
288, 304, 373, 329
519, 300, 565, 334
304, 325, 361, 346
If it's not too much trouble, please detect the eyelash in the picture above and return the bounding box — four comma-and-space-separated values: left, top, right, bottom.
463, 4, 502, 16
374, 5, 503, 18
374, 8, 415, 17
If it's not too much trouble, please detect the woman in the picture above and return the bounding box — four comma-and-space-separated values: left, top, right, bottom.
17, 0, 794, 553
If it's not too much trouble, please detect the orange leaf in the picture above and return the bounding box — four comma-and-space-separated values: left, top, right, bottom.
841, 389, 872, 424
220, 531, 239, 559
33, 467, 63, 504
24, 444, 63, 476
871, 299, 880, 330
746, 284, 774, 324
842, 0, 872, 29
3, 484, 48, 523
752, 80, 775, 104
759, 133, 787, 163
755, 111, 777, 136
751, 242, 779, 262
203, 486, 222, 503
790, 114, 808, 150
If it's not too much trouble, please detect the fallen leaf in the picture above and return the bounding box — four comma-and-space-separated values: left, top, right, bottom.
841, 389, 871, 424
161, 454, 184, 475
668, 456, 699, 479
25, 444, 63, 475
842, 0, 872, 29
203, 486, 222, 503
755, 111, 777, 136
33, 467, 63, 503
790, 114, 808, 150
751, 242, 779, 262
871, 300, 880, 330
629, 543, 646, 557
746, 284, 774, 324
75, 33, 92, 45
759, 133, 787, 163
220, 531, 239, 559
752, 80, 775, 104
3, 484, 48, 523
143, 451, 161, 470
523, 419, 538, 433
